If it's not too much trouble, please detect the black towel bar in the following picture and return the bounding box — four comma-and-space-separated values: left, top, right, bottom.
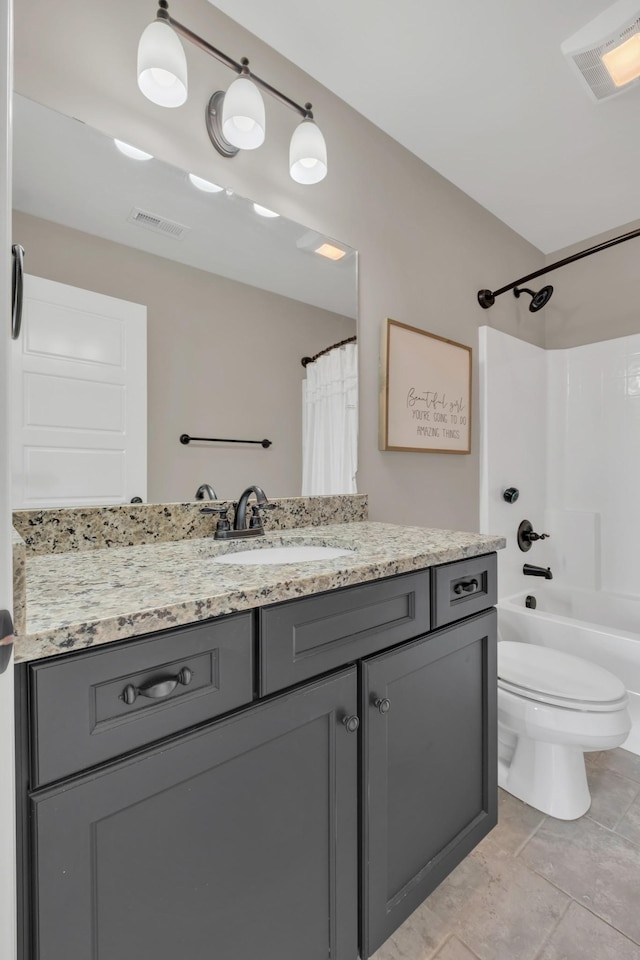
180, 434, 272, 448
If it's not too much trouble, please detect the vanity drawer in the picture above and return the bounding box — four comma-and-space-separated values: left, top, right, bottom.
431, 553, 497, 628
29, 612, 254, 787
259, 570, 430, 695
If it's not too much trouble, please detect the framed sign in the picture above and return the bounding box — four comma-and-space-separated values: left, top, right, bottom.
379, 319, 471, 454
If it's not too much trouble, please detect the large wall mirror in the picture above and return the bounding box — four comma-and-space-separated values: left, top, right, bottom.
11, 94, 358, 508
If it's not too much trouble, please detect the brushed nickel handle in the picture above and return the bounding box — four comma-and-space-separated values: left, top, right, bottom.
342, 714, 360, 733
375, 697, 391, 715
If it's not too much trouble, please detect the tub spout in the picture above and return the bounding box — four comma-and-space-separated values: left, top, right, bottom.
523, 563, 553, 580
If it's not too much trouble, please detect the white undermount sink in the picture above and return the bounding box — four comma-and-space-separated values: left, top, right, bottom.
212, 545, 355, 566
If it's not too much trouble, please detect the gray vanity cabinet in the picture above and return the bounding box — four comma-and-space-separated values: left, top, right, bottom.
18, 556, 498, 960
30, 668, 359, 960
361, 609, 497, 957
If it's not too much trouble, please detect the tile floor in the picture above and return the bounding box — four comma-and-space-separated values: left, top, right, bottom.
372, 748, 640, 960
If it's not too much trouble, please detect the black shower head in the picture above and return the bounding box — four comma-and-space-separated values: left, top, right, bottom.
514, 285, 554, 313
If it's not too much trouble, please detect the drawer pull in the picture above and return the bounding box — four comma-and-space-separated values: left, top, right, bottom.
342, 714, 360, 733
453, 578, 479, 596
121, 667, 193, 706
374, 697, 391, 715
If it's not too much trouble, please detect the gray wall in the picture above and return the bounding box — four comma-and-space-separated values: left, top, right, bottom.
14, 211, 355, 502
15, 0, 546, 530
544, 216, 640, 350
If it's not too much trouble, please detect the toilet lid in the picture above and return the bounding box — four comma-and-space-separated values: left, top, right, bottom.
498, 641, 626, 707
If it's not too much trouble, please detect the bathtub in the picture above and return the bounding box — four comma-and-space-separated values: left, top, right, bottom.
499, 587, 640, 756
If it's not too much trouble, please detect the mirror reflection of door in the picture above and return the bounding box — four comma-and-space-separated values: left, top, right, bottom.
11, 274, 147, 508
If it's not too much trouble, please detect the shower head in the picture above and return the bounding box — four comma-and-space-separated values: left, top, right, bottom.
514, 285, 554, 312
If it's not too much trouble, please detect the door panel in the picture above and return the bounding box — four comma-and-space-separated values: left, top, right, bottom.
362, 610, 497, 957
32, 668, 358, 960
11, 274, 146, 507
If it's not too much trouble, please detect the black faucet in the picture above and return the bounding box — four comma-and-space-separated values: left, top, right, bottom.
194, 483, 218, 500
201, 486, 277, 539
233, 485, 275, 533
523, 563, 553, 580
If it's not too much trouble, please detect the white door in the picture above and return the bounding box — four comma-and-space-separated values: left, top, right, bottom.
11, 275, 147, 507
0, 0, 16, 956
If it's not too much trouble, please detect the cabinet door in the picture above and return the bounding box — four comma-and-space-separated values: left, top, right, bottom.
362, 609, 497, 957
31, 668, 358, 960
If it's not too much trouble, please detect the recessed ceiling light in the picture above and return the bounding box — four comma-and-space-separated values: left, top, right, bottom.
253, 203, 279, 218
314, 242, 347, 261
602, 33, 640, 86
188, 173, 224, 193
113, 139, 153, 161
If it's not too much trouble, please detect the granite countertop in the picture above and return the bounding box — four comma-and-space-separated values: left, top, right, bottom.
16, 522, 506, 663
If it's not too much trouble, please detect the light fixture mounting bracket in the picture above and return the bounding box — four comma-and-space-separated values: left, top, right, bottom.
205, 91, 239, 158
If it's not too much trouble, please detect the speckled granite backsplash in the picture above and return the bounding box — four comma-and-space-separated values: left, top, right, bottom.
13, 495, 368, 556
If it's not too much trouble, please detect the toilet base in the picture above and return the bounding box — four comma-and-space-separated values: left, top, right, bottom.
498, 737, 591, 820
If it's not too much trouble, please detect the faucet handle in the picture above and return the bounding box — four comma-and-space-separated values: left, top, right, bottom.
249, 502, 277, 529
201, 505, 231, 534
528, 532, 550, 541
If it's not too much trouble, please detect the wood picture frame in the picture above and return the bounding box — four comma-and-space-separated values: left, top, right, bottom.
379, 319, 472, 454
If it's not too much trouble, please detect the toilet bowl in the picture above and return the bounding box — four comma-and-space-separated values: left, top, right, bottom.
497, 641, 631, 820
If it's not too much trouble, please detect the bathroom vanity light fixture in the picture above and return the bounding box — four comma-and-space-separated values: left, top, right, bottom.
137, 0, 328, 183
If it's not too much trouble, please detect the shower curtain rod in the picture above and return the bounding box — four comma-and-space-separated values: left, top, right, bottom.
300, 335, 357, 367
477, 223, 640, 310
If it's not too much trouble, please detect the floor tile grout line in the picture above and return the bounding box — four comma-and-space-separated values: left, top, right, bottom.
610, 785, 640, 833
429, 932, 481, 960
512, 814, 547, 859
454, 932, 483, 960
522, 863, 640, 950
583, 811, 640, 850
426, 929, 458, 960
530, 897, 572, 960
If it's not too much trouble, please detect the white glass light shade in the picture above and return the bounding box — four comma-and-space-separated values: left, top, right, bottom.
289, 119, 327, 184
222, 77, 266, 149
137, 21, 188, 108
113, 139, 153, 161
188, 173, 223, 193
252, 203, 279, 218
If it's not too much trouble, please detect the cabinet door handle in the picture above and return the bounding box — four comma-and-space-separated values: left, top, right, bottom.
121, 667, 193, 705
454, 578, 479, 595
374, 698, 391, 715
342, 714, 360, 733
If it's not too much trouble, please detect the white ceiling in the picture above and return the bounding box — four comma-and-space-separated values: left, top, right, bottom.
209, 0, 640, 253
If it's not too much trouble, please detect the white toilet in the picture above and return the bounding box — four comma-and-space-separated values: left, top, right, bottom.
497, 641, 631, 820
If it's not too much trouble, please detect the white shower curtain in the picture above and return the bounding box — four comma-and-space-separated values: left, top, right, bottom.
302, 342, 358, 495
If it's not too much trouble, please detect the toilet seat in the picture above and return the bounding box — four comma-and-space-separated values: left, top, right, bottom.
498, 641, 628, 713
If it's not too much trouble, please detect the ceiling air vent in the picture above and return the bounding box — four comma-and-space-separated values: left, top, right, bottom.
127, 207, 190, 240
562, 1, 640, 101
